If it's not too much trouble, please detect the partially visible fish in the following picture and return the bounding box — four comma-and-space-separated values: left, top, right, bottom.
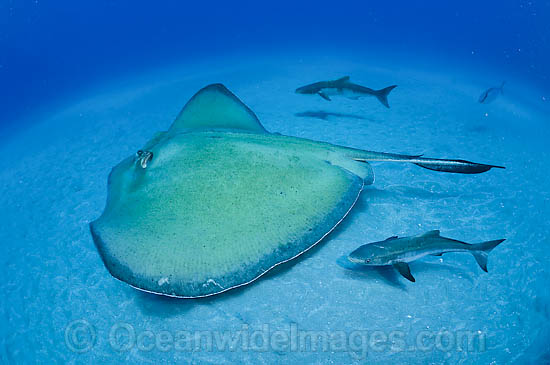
478, 81, 506, 104
348, 230, 505, 282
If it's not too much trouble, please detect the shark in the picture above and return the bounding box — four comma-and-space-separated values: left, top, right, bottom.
348, 230, 505, 282
295, 76, 397, 108
478, 81, 506, 104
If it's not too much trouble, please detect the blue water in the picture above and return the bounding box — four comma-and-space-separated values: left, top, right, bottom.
1, 1, 549, 364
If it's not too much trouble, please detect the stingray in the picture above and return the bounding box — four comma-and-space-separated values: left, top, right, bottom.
90, 84, 503, 298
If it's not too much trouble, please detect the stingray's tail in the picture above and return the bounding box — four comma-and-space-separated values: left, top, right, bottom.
410, 156, 505, 174
374, 85, 397, 108
350, 150, 505, 174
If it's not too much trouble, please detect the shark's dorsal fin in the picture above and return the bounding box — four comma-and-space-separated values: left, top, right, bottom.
420, 230, 440, 238
335, 76, 350, 83
169, 84, 268, 134
385, 236, 398, 241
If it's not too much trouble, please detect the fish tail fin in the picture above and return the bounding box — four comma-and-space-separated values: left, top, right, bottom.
374, 85, 397, 108
471, 239, 505, 272
500, 81, 506, 92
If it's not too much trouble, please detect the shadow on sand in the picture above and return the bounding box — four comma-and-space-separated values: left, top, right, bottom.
295, 110, 372, 121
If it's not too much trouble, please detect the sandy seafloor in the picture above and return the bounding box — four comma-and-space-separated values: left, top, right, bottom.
1, 51, 549, 364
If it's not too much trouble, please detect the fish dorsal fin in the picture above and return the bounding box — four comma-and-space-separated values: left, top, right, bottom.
335, 76, 350, 83
169, 84, 267, 134
385, 236, 398, 241
420, 230, 440, 238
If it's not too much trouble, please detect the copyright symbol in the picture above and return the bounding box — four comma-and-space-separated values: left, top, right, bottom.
65, 319, 96, 353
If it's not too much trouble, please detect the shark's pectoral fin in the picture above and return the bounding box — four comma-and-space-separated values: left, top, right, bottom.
318, 92, 331, 101
431, 253, 444, 256
393, 262, 415, 282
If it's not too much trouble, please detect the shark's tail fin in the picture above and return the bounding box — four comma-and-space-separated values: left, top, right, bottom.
471, 239, 505, 272
500, 81, 506, 93
374, 85, 397, 108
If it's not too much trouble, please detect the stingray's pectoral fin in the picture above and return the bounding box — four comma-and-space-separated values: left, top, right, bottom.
392, 262, 415, 282
412, 158, 505, 174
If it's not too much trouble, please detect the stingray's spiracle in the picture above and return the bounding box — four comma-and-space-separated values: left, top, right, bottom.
135, 150, 153, 169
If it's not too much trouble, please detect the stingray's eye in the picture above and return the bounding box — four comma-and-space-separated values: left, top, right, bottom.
136, 150, 154, 169
366, 259, 371, 263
